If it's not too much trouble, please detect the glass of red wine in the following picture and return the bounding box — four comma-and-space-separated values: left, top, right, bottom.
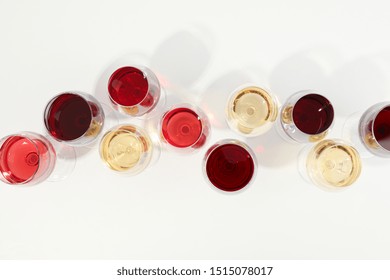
203, 139, 257, 192
358, 102, 390, 157
108, 65, 162, 117
278, 90, 334, 143
44, 91, 105, 146
0, 132, 75, 186
160, 104, 210, 153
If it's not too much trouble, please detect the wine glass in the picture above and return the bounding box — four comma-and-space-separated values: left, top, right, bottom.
203, 139, 257, 192
359, 102, 390, 157
278, 90, 334, 143
108, 65, 162, 117
99, 124, 155, 175
299, 139, 362, 190
0, 132, 75, 186
160, 104, 210, 153
226, 85, 278, 137
44, 91, 105, 146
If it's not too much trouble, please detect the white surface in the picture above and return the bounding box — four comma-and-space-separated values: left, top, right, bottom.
1, 0, 390, 259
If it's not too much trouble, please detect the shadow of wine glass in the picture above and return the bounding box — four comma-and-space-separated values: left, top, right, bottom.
266, 47, 390, 167
269, 46, 342, 103
92, 26, 214, 123
150, 27, 213, 92
92, 28, 214, 163
246, 47, 341, 168
199, 67, 267, 130
245, 127, 302, 168
327, 53, 390, 117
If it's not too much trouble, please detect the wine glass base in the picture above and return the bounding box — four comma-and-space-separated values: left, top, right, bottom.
274, 117, 301, 145
342, 111, 372, 159
47, 141, 76, 182
297, 142, 353, 192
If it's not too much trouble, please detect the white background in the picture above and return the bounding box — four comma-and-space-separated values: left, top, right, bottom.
1, 0, 390, 260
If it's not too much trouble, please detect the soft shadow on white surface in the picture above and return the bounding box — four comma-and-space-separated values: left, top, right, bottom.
150, 27, 213, 91
93, 28, 213, 124
269, 47, 342, 103
270, 48, 390, 116
265, 47, 390, 168
150, 27, 214, 108
328, 54, 390, 116
199, 67, 267, 130
246, 127, 302, 168
47, 141, 76, 182
342, 111, 373, 159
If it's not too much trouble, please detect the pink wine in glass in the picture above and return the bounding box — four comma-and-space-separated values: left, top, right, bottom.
108, 66, 161, 117
280, 91, 334, 143
161, 105, 210, 151
0, 132, 56, 185
44, 92, 104, 146
204, 140, 256, 192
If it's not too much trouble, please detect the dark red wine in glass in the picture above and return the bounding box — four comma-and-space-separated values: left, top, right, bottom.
293, 93, 334, 135
280, 91, 334, 143
372, 106, 390, 151
108, 66, 161, 116
44, 92, 104, 146
0, 132, 56, 185
359, 102, 390, 157
161, 105, 210, 151
204, 140, 256, 192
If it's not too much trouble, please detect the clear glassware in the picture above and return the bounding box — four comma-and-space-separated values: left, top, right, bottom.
278, 90, 334, 143
108, 65, 162, 117
226, 85, 278, 137
44, 91, 105, 146
203, 139, 257, 192
359, 102, 390, 157
299, 139, 362, 190
160, 103, 210, 153
99, 124, 155, 175
0, 132, 75, 186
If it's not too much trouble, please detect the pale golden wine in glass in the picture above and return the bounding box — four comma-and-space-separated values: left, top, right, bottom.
100, 125, 153, 175
226, 86, 278, 137
305, 139, 361, 189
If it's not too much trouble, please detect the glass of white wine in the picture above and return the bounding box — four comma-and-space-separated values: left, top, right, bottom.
299, 139, 362, 190
99, 125, 155, 175
226, 85, 278, 137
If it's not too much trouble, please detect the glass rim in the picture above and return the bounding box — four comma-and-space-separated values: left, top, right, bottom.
227, 85, 278, 124
99, 124, 153, 173
160, 103, 209, 149
307, 139, 361, 188
202, 139, 257, 193
108, 65, 160, 108
0, 132, 55, 185
369, 102, 390, 152
44, 91, 100, 143
289, 91, 334, 136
